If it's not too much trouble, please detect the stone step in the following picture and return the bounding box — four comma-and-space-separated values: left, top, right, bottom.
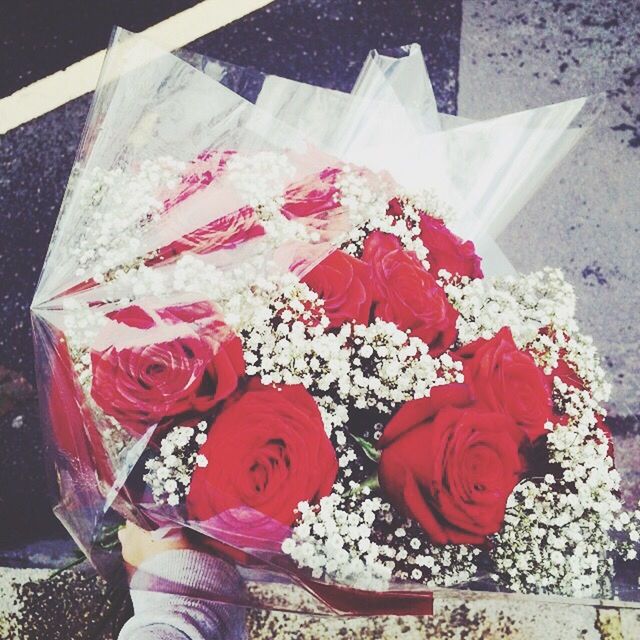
1, 564, 639, 640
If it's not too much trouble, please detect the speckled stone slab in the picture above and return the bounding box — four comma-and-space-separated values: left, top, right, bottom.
1, 567, 639, 640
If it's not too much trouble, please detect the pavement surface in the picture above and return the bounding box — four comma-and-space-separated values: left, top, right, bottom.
0, 1, 203, 97
0, 0, 638, 638
459, 0, 640, 417
458, 0, 640, 523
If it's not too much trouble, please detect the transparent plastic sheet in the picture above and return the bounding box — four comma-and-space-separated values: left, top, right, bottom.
215, 46, 601, 277
31, 28, 639, 616
175, 47, 595, 278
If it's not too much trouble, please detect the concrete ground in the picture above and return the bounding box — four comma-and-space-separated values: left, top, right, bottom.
0, 0, 638, 637
1, 568, 639, 639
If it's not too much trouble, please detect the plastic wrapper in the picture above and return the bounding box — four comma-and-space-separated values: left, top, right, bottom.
32, 28, 640, 617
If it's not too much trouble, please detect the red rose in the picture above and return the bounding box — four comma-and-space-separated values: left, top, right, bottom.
419, 214, 483, 280
385, 197, 407, 221
457, 327, 552, 441
546, 356, 584, 391
302, 249, 372, 328
187, 380, 338, 533
378, 385, 526, 544
595, 414, 615, 460
282, 167, 340, 219
362, 231, 458, 355
90, 302, 244, 435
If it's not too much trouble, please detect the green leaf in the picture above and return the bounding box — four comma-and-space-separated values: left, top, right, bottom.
351, 434, 381, 463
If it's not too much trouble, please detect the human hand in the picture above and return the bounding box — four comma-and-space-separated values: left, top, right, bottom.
118, 521, 192, 570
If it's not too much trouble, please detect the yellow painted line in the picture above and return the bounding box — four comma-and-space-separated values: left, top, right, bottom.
0, 0, 274, 135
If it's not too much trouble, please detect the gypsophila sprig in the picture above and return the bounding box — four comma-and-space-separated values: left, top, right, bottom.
492, 381, 619, 597
283, 492, 394, 590
67, 158, 186, 282
344, 320, 463, 412
446, 268, 611, 402
372, 504, 481, 587
612, 502, 640, 562
144, 422, 209, 507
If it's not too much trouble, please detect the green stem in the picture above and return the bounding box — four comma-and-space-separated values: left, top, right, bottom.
349, 433, 381, 463
49, 553, 86, 580
48, 523, 125, 580
344, 473, 380, 499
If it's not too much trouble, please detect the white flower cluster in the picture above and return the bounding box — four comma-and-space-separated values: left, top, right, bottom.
284, 489, 480, 590
612, 502, 640, 563
316, 396, 350, 436
491, 380, 620, 597
373, 507, 481, 588
397, 189, 457, 225
226, 151, 296, 206
143, 422, 209, 507
346, 320, 463, 413
446, 267, 576, 347
529, 328, 611, 404
283, 492, 394, 590
241, 281, 351, 397
226, 152, 319, 248
68, 157, 185, 282
243, 306, 461, 433
337, 172, 431, 267
61, 298, 108, 350
334, 166, 391, 233
335, 168, 458, 272
446, 268, 611, 402
88, 252, 306, 338
172, 255, 298, 334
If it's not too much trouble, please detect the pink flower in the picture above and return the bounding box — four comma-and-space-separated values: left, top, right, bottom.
282, 168, 340, 219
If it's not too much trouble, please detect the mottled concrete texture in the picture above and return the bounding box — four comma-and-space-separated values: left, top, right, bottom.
1, 569, 640, 640
458, 0, 640, 418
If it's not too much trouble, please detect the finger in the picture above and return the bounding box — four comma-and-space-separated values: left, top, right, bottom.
117, 526, 129, 545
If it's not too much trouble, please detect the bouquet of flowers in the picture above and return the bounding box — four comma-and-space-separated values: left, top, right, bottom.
32, 29, 640, 615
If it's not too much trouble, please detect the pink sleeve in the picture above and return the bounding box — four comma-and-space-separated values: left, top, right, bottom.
118, 550, 246, 640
